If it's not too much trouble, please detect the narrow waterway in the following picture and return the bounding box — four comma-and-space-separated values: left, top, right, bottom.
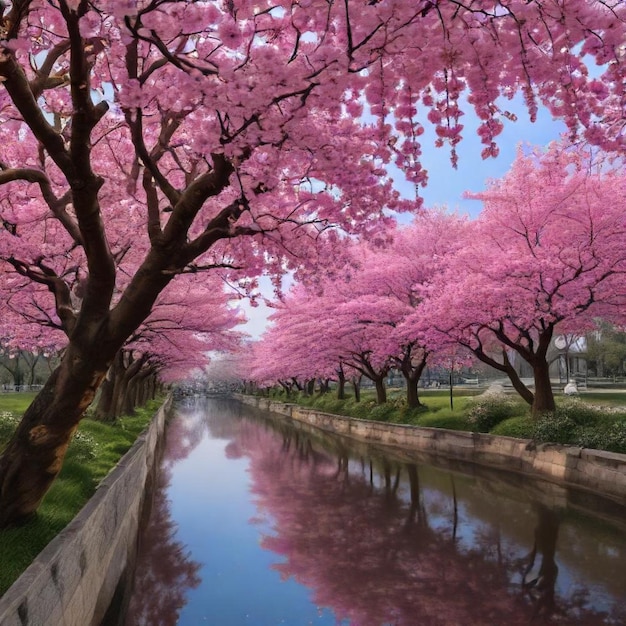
124, 397, 626, 626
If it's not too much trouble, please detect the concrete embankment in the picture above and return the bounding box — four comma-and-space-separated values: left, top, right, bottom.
0, 399, 170, 626
235, 395, 626, 504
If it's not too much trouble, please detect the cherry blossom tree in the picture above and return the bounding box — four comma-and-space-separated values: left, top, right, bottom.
0, 0, 625, 526
246, 285, 345, 396
247, 213, 467, 406
354, 212, 467, 407
247, 211, 467, 406
106, 279, 244, 419
423, 144, 626, 416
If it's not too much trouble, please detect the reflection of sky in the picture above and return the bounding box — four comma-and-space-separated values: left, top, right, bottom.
136, 401, 626, 625
167, 434, 349, 625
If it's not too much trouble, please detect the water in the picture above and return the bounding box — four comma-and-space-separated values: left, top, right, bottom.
124, 398, 626, 625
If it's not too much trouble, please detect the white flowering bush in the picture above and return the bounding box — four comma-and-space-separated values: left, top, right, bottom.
466, 398, 524, 432
67, 430, 99, 461
0, 411, 19, 446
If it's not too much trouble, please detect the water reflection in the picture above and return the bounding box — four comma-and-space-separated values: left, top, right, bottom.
126, 398, 626, 625
125, 403, 203, 626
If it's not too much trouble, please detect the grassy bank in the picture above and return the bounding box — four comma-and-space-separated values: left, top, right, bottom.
0, 393, 161, 596
266, 387, 626, 455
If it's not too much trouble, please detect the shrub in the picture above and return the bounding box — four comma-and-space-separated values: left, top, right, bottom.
533, 401, 613, 447
66, 430, 99, 462
466, 397, 525, 432
576, 420, 626, 454
418, 414, 473, 431
533, 412, 579, 445
0, 411, 19, 447
491, 416, 534, 438
365, 403, 397, 422
396, 404, 429, 425
345, 400, 377, 420
554, 399, 601, 427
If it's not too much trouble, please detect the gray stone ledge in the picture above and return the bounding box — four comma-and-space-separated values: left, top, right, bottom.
235, 394, 626, 505
0, 399, 170, 626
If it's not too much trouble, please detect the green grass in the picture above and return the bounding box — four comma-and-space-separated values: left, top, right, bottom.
266, 387, 626, 454
273, 388, 484, 429
577, 392, 626, 407
491, 416, 534, 438
0, 392, 37, 415
0, 395, 161, 596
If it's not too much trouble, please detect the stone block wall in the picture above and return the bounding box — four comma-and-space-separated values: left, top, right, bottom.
0, 400, 169, 626
236, 395, 626, 504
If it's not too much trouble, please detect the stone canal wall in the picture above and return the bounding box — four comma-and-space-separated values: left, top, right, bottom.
0, 399, 170, 626
235, 395, 626, 504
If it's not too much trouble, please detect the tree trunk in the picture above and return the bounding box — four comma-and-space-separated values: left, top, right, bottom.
94, 369, 116, 422
279, 380, 292, 398
27, 354, 40, 387
137, 371, 152, 406
505, 359, 535, 406
396, 347, 427, 409
121, 362, 149, 416
352, 377, 361, 403
122, 373, 139, 415
125, 367, 153, 414
0, 345, 109, 527
532, 358, 555, 417
113, 353, 146, 418
403, 357, 427, 409
149, 375, 158, 400
337, 368, 346, 400
374, 377, 387, 404
406, 377, 420, 409
471, 346, 535, 406
105, 351, 128, 420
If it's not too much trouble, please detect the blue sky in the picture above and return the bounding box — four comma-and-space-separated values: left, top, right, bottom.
393, 94, 566, 217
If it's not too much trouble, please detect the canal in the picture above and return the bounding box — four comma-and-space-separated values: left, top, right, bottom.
124, 397, 626, 625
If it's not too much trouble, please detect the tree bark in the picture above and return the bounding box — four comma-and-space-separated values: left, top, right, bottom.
0, 345, 109, 526
26, 353, 40, 386
279, 380, 292, 398
531, 358, 556, 417
406, 378, 420, 409
336, 367, 346, 400
374, 376, 387, 404
94, 369, 116, 422
120, 357, 148, 415
394, 346, 427, 409
470, 345, 535, 406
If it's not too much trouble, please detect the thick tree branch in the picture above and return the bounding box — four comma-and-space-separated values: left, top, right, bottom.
0, 166, 84, 245
29, 41, 71, 99
180, 197, 247, 264
0, 55, 71, 173
142, 169, 163, 244
6, 257, 77, 335
468, 341, 535, 406
162, 153, 235, 248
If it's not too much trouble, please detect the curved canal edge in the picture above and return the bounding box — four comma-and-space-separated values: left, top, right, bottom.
234, 394, 626, 505
0, 397, 171, 626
